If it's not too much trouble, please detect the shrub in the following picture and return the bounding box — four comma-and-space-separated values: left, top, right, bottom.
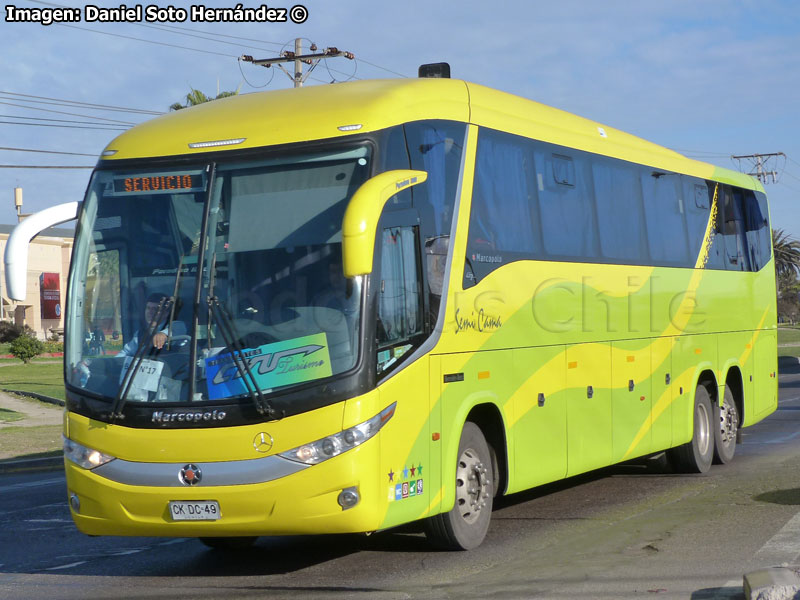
10, 335, 45, 364
0, 321, 24, 343
42, 341, 64, 354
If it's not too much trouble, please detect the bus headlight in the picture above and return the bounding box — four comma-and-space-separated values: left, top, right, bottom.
63, 435, 116, 470
279, 403, 396, 465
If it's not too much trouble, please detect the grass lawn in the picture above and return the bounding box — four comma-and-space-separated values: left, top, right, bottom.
778, 327, 800, 346
0, 407, 23, 423
0, 362, 65, 401
779, 346, 800, 359
0, 424, 62, 460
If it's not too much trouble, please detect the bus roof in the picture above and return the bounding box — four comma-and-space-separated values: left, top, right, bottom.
101, 78, 762, 192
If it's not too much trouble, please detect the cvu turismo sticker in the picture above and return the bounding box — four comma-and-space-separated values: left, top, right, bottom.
204, 333, 333, 400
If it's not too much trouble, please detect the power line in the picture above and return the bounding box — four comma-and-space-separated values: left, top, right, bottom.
0, 100, 136, 125
134, 22, 283, 53
354, 58, 408, 79
0, 114, 131, 127
786, 155, 800, 170
242, 39, 356, 88
58, 23, 238, 59
0, 146, 97, 156
781, 169, 800, 184
0, 90, 164, 115
0, 120, 126, 131
29, 0, 401, 84
0, 165, 94, 169
134, 21, 286, 49
732, 152, 785, 184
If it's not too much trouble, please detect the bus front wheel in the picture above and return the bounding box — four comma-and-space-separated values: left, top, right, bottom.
670, 384, 714, 474
424, 422, 493, 550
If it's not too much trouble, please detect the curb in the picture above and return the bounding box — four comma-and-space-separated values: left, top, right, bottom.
2, 389, 65, 407
744, 567, 800, 600
0, 454, 63, 474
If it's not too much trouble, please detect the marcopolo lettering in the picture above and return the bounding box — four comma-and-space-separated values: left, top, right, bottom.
152, 410, 227, 424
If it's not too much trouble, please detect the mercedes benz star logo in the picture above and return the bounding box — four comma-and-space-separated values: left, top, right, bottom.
253, 432, 274, 453
179, 464, 202, 486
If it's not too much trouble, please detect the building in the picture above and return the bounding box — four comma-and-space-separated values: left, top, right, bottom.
0, 225, 74, 340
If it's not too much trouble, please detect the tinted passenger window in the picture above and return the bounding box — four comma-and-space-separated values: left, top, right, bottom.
744, 191, 771, 271
721, 187, 750, 271
642, 173, 689, 265
536, 150, 598, 259
592, 160, 647, 262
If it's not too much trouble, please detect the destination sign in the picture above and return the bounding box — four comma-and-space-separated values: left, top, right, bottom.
111, 173, 204, 195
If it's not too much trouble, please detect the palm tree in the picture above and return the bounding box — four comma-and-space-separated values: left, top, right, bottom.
169, 87, 239, 111
773, 228, 800, 279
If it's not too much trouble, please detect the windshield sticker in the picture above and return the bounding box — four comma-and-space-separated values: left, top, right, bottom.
204, 332, 333, 400
119, 357, 164, 401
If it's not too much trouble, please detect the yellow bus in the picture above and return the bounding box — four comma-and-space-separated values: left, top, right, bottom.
5, 68, 777, 550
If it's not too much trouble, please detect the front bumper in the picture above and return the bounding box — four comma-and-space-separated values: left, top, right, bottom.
65, 440, 382, 537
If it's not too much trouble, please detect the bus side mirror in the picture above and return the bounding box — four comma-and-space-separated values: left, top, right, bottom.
342, 170, 427, 278
4, 201, 81, 300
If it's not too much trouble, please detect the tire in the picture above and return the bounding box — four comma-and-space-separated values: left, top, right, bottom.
199, 536, 258, 550
424, 422, 494, 550
713, 384, 739, 465
669, 384, 715, 474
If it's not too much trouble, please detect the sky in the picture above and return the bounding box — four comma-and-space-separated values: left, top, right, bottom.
2, 0, 800, 238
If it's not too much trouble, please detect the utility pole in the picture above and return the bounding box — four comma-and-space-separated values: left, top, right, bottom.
241, 38, 355, 88
731, 152, 785, 184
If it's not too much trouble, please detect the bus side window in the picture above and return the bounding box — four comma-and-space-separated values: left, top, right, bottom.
535, 148, 598, 260
743, 190, 771, 271
380, 126, 412, 208
377, 226, 424, 374
720, 186, 751, 271
702, 181, 726, 270
464, 128, 540, 287
641, 172, 690, 266
592, 158, 647, 263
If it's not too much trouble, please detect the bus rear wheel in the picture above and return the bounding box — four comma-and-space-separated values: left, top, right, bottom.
670, 384, 714, 474
424, 422, 493, 550
713, 384, 738, 464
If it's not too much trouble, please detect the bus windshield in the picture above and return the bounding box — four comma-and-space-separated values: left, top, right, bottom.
66, 145, 371, 406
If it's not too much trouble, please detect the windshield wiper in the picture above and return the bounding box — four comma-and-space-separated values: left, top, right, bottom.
207, 295, 276, 419
109, 296, 173, 421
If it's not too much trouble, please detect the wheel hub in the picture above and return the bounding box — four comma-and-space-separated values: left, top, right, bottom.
455, 448, 491, 525
719, 401, 738, 444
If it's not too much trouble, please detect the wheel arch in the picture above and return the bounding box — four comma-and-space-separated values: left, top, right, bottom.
695, 368, 719, 406
465, 403, 508, 497
723, 364, 745, 427
439, 396, 509, 514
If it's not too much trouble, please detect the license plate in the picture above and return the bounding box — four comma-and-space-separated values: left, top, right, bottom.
169, 501, 221, 521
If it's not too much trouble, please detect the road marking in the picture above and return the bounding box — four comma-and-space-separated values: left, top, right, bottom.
751, 511, 800, 567
0, 502, 64, 516
109, 549, 143, 556
0, 477, 63, 494
710, 514, 800, 596
24, 519, 71, 523
762, 430, 800, 445
44, 561, 86, 571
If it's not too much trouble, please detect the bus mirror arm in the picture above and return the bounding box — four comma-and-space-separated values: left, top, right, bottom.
4, 201, 81, 301
342, 169, 427, 278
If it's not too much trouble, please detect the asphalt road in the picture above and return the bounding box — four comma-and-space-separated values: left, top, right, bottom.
3, 370, 800, 599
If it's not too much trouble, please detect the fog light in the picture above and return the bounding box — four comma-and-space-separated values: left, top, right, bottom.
337, 487, 359, 510
69, 493, 80, 513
